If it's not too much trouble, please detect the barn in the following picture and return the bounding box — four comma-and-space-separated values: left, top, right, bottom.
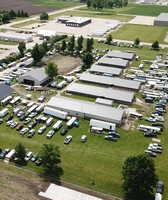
18, 68, 51, 86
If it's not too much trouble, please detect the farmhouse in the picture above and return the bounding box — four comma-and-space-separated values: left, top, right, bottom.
18, 68, 51, 86
89, 64, 123, 76
66, 83, 135, 104
57, 16, 92, 27
106, 50, 136, 61
79, 73, 141, 91
154, 13, 168, 26
0, 32, 33, 43
98, 57, 129, 68
0, 84, 15, 102
46, 96, 125, 126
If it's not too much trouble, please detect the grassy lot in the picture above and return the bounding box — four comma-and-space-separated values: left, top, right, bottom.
110, 24, 168, 44
11, 20, 40, 28
29, 0, 81, 9
0, 40, 18, 45
79, 4, 168, 16
50, 10, 134, 21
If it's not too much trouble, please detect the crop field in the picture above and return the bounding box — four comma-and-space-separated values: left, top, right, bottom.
80, 4, 168, 16
111, 24, 168, 44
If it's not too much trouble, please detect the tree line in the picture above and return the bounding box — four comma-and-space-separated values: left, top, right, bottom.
0, 10, 29, 24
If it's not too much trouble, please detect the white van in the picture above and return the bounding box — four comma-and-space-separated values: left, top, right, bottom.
13, 107, 21, 115
53, 120, 63, 130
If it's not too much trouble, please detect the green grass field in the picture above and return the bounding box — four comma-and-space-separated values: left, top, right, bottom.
80, 4, 168, 16
111, 24, 168, 44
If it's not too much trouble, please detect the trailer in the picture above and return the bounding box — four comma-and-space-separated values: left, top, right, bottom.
35, 114, 44, 122
90, 119, 116, 131
46, 117, 54, 126
44, 106, 67, 119
10, 96, 21, 106
56, 80, 67, 89
66, 117, 77, 128
0, 108, 9, 117
27, 102, 35, 108
27, 104, 38, 114
35, 104, 44, 113
4, 149, 15, 163
52, 120, 63, 130
90, 126, 103, 134
1, 95, 12, 106
138, 124, 161, 132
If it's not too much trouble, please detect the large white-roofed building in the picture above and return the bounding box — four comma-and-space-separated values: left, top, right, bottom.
66, 83, 135, 104
79, 73, 141, 91
36, 30, 58, 38
0, 32, 33, 43
46, 96, 125, 126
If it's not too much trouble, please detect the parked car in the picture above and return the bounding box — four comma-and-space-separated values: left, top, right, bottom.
144, 130, 157, 137
16, 124, 24, 131
24, 151, 33, 161
156, 181, 164, 194
104, 135, 117, 142
29, 112, 38, 118
81, 135, 87, 142
28, 120, 37, 129
155, 116, 164, 122
0, 119, 3, 124
23, 117, 31, 124
108, 131, 120, 138
64, 135, 72, 144
6, 120, 13, 126
20, 127, 29, 135
46, 130, 55, 139
151, 123, 164, 131
19, 114, 27, 121
10, 121, 18, 128
6, 114, 13, 122
27, 129, 35, 138
60, 127, 68, 136
144, 150, 156, 157
17, 110, 24, 117
155, 107, 166, 113
145, 117, 156, 123
37, 125, 46, 134
35, 158, 43, 166
31, 154, 38, 162
0, 148, 10, 159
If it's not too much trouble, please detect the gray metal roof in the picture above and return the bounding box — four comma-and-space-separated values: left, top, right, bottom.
155, 13, 168, 22
79, 73, 141, 90
66, 83, 135, 104
20, 68, 48, 82
106, 50, 135, 60
90, 64, 122, 76
0, 32, 32, 40
98, 57, 129, 68
47, 96, 125, 123
0, 84, 15, 101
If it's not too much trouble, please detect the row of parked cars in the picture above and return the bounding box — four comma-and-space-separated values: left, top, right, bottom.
144, 143, 163, 158
104, 130, 120, 142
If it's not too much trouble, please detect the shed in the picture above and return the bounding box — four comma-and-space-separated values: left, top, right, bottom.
95, 98, 113, 106
18, 68, 51, 86
154, 13, 168, 26
0, 84, 15, 102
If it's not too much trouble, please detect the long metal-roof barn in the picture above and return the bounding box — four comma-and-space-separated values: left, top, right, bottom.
106, 50, 135, 61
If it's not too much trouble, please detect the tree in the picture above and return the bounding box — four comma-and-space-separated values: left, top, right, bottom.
76, 35, 83, 52
31, 43, 45, 63
40, 12, 49, 21
122, 154, 158, 200
45, 62, 58, 79
87, 0, 92, 8
60, 40, 67, 52
82, 52, 93, 68
2, 11, 10, 23
67, 35, 75, 54
9, 10, 16, 19
151, 41, 159, 50
134, 38, 140, 47
86, 38, 94, 52
18, 42, 26, 57
15, 143, 26, 162
40, 144, 61, 172
106, 34, 112, 44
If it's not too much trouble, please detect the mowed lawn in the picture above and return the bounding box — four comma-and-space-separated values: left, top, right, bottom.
111, 24, 168, 44
0, 101, 168, 198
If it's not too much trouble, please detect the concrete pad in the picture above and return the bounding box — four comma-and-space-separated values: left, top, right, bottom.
39, 183, 103, 200
127, 16, 156, 26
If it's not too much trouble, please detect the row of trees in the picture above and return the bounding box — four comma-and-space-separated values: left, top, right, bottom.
87, 0, 128, 9
0, 10, 29, 24
15, 143, 61, 172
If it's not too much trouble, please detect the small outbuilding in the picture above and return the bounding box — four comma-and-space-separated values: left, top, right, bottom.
18, 68, 51, 86
154, 13, 168, 26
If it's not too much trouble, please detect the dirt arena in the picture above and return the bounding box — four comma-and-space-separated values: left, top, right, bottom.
0, 0, 57, 15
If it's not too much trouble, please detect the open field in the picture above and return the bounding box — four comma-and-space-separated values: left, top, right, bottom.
80, 4, 168, 16
111, 24, 168, 44
0, 0, 80, 15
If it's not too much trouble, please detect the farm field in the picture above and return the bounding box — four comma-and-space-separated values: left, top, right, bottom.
111, 24, 168, 44
80, 4, 168, 16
